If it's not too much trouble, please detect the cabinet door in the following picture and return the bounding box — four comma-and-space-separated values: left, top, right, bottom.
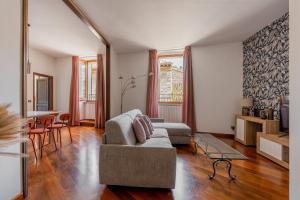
236, 118, 245, 142
260, 137, 283, 160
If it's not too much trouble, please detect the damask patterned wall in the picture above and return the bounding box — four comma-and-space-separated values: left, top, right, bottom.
243, 13, 289, 119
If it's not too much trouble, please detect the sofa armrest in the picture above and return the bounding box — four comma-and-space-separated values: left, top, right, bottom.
99, 144, 176, 188
150, 118, 165, 123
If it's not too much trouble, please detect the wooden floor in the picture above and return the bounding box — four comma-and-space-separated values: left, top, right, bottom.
27, 126, 289, 200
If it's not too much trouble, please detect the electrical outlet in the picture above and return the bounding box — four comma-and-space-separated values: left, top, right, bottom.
231, 126, 235, 131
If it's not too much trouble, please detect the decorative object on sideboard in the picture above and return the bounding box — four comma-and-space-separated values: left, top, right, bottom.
119, 72, 153, 113
279, 96, 289, 136
241, 98, 253, 116
254, 108, 262, 117
260, 110, 267, 119
265, 108, 274, 120
0, 103, 28, 157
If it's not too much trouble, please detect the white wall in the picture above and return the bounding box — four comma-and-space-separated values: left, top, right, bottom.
0, 1, 22, 199
27, 48, 56, 111
55, 57, 72, 112
289, 0, 299, 199
118, 51, 149, 113
192, 43, 243, 134
118, 43, 243, 134
110, 47, 121, 117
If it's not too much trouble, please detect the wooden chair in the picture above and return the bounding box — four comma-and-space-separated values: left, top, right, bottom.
50, 113, 73, 147
29, 115, 57, 160
27, 118, 38, 161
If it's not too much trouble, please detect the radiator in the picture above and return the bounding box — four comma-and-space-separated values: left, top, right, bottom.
79, 101, 95, 120
158, 103, 182, 123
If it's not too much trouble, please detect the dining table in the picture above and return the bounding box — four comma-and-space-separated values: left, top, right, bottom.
27, 111, 60, 118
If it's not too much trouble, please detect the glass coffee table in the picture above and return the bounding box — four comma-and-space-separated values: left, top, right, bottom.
193, 134, 248, 180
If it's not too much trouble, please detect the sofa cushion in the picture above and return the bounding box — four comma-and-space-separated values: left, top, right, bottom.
142, 115, 155, 132
137, 114, 152, 137
105, 114, 137, 145
151, 128, 169, 138
136, 137, 172, 148
169, 135, 191, 144
132, 117, 147, 143
152, 122, 191, 137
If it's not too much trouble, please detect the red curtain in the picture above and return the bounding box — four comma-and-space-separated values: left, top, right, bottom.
146, 49, 159, 117
69, 56, 80, 126
95, 54, 106, 128
182, 46, 196, 132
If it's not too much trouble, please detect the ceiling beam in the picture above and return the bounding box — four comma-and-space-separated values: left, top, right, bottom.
62, 0, 110, 46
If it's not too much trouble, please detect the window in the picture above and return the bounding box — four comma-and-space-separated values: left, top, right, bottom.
158, 55, 184, 103
79, 59, 97, 101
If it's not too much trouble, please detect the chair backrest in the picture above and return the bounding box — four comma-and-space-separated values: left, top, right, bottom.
27, 118, 35, 130
40, 115, 55, 129
59, 113, 71, 125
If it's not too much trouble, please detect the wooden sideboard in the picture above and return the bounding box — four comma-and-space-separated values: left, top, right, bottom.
235, 115, 289, 169
257, 132, 289, 169
235, 115, 279, 146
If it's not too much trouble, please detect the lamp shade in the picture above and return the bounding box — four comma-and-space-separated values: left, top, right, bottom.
241, 98, 253, 107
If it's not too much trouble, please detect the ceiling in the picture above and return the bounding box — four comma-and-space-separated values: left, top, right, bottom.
29, 0, 105, 58
75, 0, 288, 53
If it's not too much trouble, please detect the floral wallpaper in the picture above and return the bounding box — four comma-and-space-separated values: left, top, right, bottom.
243, 13, 289, 119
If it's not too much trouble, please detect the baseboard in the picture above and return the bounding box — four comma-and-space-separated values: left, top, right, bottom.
12, 193, 24, 200
195, 131, 234, 139
80, 120, 95, 127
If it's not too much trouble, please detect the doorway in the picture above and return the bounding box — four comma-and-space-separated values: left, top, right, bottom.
33, 72, 53, 111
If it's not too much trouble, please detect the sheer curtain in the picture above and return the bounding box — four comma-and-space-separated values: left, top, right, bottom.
182, 46, 196, 132
69, 56, 80, 126
95, 54, 105, 128
146, 49, 159, 117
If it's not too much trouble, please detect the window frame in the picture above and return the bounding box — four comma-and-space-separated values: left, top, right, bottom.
157, 54, 184, 104
79, 59, 97, 102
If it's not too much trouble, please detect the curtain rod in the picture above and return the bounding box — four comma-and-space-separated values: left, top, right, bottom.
158, 47, 184, 52
80, 55, 97, 59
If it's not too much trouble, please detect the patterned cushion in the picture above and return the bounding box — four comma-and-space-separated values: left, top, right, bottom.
142, 115, 154, 132
137, 116, 151, 139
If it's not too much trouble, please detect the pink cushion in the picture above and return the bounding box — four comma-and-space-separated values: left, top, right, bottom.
137, 116, 151, 139
132, 117, 146, 143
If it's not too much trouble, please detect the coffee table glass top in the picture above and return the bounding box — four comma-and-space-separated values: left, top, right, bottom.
194, 134, 248, 160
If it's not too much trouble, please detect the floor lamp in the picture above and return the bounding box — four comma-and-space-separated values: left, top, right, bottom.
119, 73, 153, 113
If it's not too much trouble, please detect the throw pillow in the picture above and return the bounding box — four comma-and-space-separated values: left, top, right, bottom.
132, 117, 146, 143
137, 116, 151, 139
142, 115, 154, 133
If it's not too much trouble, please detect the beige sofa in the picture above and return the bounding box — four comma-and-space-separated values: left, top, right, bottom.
100, 109, 177, 188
